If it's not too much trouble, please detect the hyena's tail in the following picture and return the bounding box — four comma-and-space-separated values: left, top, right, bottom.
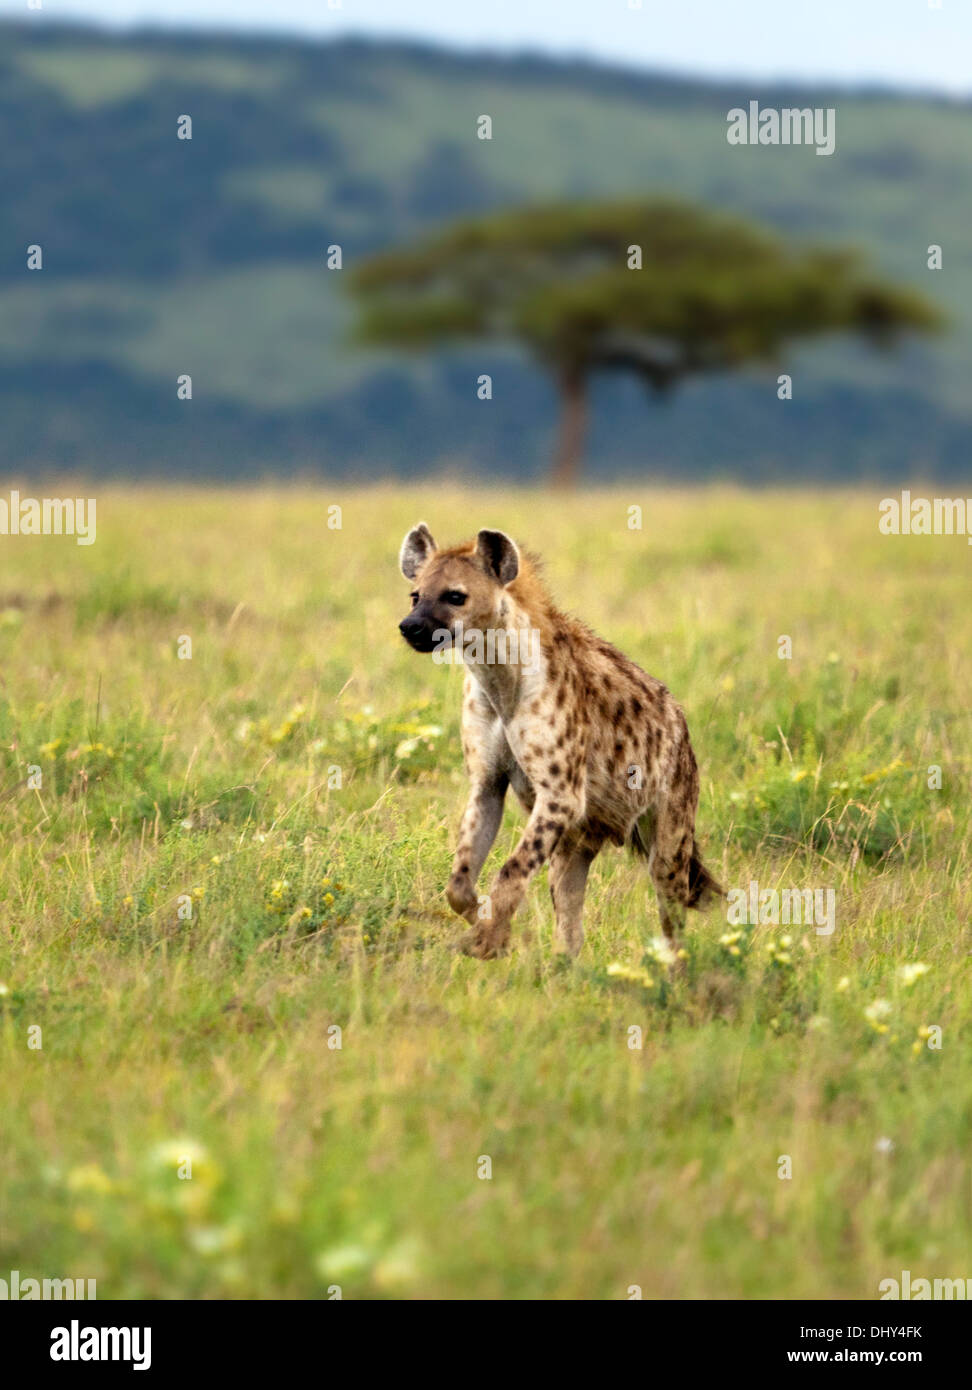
629, 819, 723, 909
629, 810, 723, 911
686, 843, 724, 909
628, 817, 653, 861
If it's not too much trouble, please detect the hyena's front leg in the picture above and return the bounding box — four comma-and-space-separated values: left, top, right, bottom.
446, 775, 508, 924
460, 791, 581, 959
549, 840, 597, 957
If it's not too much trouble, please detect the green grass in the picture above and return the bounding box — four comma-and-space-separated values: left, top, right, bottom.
0, 485, 969, 1299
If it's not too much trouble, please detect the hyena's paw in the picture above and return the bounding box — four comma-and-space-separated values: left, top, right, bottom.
456, 923, 511, 960
552, 927, 584, 959
446, 875, 479, 923
661, 941, 688, 979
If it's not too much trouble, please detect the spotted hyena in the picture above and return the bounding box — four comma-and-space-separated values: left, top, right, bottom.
398, 523, 722, 960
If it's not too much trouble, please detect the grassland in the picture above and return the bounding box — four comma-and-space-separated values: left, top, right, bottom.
0, 485, 969, 1299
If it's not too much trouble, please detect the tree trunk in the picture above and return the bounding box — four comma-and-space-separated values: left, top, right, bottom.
549, 367, 587, 489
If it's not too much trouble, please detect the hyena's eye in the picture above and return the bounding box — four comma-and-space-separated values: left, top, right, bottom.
442, 590, 467, 606
409, 592, 419, 608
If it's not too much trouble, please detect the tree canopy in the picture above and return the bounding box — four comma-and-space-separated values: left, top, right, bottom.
350, 199, 944, 484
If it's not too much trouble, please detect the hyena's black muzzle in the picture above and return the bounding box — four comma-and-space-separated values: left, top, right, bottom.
398, 602, 445, 654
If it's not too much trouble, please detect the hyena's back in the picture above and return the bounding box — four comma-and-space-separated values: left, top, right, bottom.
557, 623, 722, 909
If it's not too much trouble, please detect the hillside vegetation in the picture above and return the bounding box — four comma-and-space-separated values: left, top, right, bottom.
1, 22, 969, 479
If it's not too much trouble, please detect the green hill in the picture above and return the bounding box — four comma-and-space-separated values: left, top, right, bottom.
1, 21, 969, 480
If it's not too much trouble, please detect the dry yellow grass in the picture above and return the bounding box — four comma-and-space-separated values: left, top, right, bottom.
0, 484, 968, 1298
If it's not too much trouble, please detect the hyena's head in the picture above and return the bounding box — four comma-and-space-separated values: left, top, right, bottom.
398, 522, 520, 654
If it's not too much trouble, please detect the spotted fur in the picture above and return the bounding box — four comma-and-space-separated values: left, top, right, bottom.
398, 523, 722, 960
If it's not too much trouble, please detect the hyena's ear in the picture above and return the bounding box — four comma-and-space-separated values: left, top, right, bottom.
475, 529, 519, 585
400, 522, 437, 580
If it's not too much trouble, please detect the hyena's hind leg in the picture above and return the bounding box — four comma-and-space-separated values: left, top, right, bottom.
638, 796, 723, 953
644, 717, 723, 947
645, 801, 692, 950
548, 839, 598, 957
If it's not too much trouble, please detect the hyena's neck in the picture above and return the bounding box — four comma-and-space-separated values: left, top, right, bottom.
460, 594, 545, 721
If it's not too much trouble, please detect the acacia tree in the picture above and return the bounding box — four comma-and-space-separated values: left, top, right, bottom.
350, 199, 942, 487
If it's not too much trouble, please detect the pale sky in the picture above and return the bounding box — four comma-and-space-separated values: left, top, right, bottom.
3, 0, 971, 94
